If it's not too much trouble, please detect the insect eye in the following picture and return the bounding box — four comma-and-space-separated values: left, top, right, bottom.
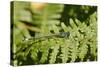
59, 32, 70, 38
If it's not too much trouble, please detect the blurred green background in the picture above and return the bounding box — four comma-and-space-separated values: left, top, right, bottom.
11, 1, 97, 66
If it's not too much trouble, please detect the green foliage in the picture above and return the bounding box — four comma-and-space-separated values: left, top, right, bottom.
11, 1, 97, 66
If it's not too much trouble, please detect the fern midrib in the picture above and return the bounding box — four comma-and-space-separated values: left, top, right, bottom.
41, 5, 48, 33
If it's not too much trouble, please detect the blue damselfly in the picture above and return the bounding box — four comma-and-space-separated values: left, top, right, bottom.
24, 32, 70, 41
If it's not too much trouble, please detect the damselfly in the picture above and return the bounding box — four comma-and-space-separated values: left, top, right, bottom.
24, 32, 70, 41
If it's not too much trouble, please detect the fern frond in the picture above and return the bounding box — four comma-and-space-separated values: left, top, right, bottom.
32, 4, 64, 33
39, 41, 50, 64
31, 47, 39, 64
49, 43, 60, 64
78, 40, 88, 61
60, 39, 70, 63
69, 40, 78, 62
